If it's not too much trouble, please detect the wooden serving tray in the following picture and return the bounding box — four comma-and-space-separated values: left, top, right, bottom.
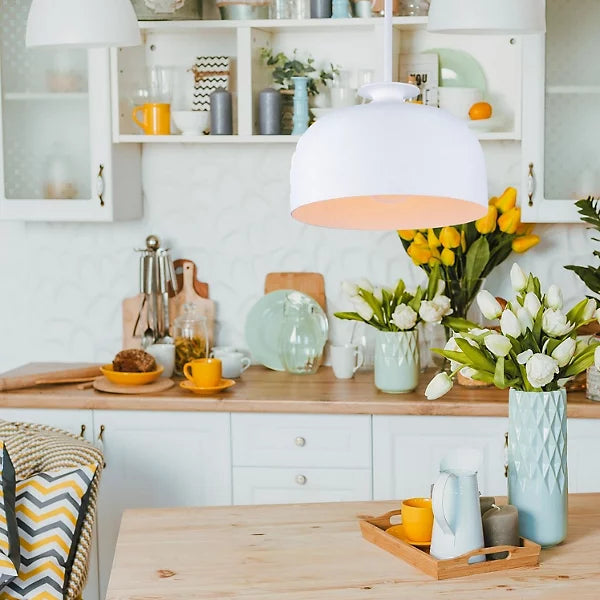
359, 509, 541, 580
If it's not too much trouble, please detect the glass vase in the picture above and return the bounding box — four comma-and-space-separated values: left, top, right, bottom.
508, 388, 568, 547
374, 330, 420, 393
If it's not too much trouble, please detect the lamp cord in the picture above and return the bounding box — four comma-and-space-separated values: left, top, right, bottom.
383, 0, 392, 83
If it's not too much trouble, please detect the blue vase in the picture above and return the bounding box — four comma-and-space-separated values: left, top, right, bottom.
291, 76, 309, 136
508, 388, 568, 547
374, 330, 419, 393
332, 0, 350, 17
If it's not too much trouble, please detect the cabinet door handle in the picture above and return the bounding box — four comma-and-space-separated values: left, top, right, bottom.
79, 424, 86, 438
527, 162, 535, 207
295, 474, 307, 485
97, 425, 106, 468
295, 436, 306, 447
96, 164, 105, 207
504, 431, 509, 478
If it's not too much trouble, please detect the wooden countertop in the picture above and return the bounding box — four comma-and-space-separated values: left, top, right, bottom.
1, 363, 600, 418
106, 495, 600, 600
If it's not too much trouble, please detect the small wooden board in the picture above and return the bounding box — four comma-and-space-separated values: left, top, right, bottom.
359, 509, 540, 580
265, 272, 327, 312
93, 377, 175, 395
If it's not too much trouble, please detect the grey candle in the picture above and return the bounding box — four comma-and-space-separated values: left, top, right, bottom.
480, 496, 495, 516
311, 0, 332, 17
210, 89, 232, 135
482, 505, 520, 560
259, 88, 281, 135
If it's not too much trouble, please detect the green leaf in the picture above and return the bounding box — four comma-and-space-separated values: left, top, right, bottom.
564, 265, 600, 296
493, 357, 507, 388
434, 349, 471, 367
408, 287, 424, 313
394, 279, 406, 302
427, 264, 441, 300
566, 297, 591, 324
465, 237, 490, 290
333, 311, 365, 322
455, 338, 496, 373
563, 343, 597, 378
442, 316, 480, 332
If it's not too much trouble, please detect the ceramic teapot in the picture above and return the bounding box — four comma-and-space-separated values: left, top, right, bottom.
430, 448, 485, 563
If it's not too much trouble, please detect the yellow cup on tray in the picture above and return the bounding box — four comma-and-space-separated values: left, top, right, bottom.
400, 497, 434, 543
183, 358, 222, 388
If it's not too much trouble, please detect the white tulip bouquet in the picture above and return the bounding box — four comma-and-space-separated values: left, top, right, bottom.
335, 268, 453, 332
425, 264, 600, 399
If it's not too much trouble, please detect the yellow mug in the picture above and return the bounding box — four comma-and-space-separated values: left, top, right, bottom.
132, 103, 170, 135
401, 497, 434, 543
183, 358, 222, 388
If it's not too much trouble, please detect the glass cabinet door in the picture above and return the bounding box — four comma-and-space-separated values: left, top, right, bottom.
0, 0, 91, 201
544, 0, 600, 200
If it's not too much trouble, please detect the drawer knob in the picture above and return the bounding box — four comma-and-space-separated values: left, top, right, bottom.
295, 474, 307, 485
295, 436, 306, 447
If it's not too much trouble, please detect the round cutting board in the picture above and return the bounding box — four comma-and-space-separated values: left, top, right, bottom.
93, 376, 174, 395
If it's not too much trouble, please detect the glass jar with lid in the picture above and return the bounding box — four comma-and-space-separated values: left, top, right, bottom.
173, 303, 209, 375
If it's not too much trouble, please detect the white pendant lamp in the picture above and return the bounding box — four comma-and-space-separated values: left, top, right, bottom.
428, 0, 545, 35
26, 0, 141, 48
289, 0, 488, 230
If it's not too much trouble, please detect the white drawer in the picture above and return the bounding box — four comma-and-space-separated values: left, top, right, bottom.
231, 414, 371, 468
233, 466, 372, 505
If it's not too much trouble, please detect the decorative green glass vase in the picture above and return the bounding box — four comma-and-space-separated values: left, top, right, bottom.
374, 330, 420, 393
508, 388, 568, 547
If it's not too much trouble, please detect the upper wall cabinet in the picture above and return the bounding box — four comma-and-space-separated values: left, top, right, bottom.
0, 0, 142, 221
521, 0, 600, 223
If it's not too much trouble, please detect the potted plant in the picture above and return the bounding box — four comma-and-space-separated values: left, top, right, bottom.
398, 187, 540, 321
335, 267, 453, 393
425, 263, 600, 547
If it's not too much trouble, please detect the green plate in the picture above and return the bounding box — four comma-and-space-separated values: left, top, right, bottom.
245, 290, 328, 371
424, 48, 487, 93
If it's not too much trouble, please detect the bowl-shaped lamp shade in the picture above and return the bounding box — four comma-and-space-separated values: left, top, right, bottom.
428, 0, 545, 34
26, 0, 141, 48
290, 83, 489, 230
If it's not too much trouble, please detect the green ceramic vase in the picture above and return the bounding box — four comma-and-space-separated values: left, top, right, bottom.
374, 330, 419, 393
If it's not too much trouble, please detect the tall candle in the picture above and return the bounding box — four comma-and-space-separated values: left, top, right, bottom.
482, 504, 520, 560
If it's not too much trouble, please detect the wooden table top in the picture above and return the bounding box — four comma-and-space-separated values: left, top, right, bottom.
105, 495, 600, 600
1, 363, 599, 418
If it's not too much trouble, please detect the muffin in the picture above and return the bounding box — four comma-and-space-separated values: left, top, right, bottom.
113, 349, 157, 373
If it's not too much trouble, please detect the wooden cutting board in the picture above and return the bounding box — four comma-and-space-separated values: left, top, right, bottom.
265, 272, 327, 311
122, 259, 214, 350
0, 364, 102, 392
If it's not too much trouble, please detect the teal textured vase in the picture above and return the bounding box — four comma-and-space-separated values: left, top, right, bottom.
291, 76, 309, 136
374, 330, 419, 393
508, 388, 568, 547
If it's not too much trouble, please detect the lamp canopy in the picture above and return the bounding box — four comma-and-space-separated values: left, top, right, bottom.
26, 0, 141, 48
290, 83, 489, 231
427, 0, 546, 35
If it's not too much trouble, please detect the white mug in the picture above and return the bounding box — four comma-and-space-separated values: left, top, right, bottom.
212, 350, 251, 379
330, 344, 364, 379
146, 343, 175, 378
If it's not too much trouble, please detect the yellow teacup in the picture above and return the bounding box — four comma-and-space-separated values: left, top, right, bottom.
401, 497, 434, 543
132, 102, 171, 135
183, 358, 222, 388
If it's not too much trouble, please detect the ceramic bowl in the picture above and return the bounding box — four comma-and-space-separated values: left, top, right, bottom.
100, 364, 163, 386
172, 110, 210, 136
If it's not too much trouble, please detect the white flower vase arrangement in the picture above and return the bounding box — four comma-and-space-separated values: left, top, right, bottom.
335, 269, 453, 393
426, 263, 600, 547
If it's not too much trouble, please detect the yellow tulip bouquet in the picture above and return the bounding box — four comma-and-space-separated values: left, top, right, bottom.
398, 187, 540, 319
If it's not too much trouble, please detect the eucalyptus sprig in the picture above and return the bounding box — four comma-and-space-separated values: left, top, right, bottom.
425, 264, 600, 400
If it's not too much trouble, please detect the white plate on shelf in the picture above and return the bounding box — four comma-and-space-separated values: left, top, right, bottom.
467, 115, 507, 132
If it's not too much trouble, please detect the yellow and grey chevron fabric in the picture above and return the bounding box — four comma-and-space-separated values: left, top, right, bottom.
0, 443, 18, 588
0, 421, 103, 600
1, 464, 97, 600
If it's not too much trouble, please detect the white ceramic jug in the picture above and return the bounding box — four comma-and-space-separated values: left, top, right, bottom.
430, 449, 485, 563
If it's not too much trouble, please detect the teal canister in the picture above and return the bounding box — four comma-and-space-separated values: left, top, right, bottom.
508, 388, 568, 547
374, 330, 420, 393
291, 76, 309, 136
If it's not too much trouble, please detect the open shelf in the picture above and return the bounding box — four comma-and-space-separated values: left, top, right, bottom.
118, 134, 299, 143
3, 92, 88, 101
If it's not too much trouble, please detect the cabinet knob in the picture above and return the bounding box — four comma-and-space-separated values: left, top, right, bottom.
96, 164, 105, 207
295, 436, 306, 447
504, 431, 509, 478
295, 474, 307, 485
79, 424, 86, 438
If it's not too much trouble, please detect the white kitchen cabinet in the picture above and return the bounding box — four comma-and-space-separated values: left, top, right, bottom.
233, 467, 372, 505
373, 415, 508, 500
0, 0, 141, 221
94, 411, 231, 600
568, 419, 600, 493
521, 0, 600, 223
231, 413, 371, 469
